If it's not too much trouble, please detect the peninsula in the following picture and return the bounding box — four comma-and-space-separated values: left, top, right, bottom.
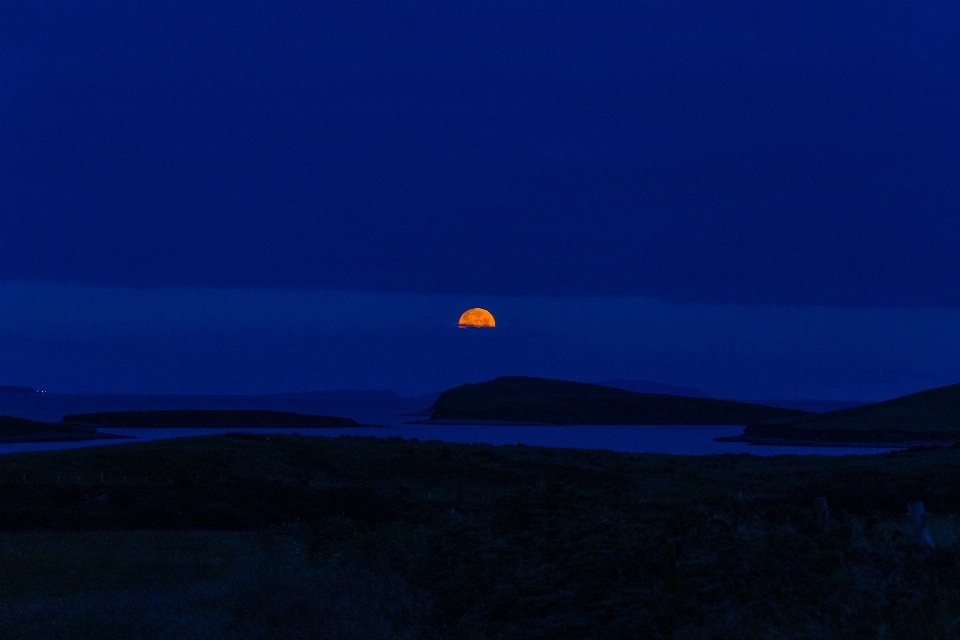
424, 376, 808, 425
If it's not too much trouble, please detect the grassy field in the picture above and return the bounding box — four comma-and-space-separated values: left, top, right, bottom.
0, 434, 959, 638
0, 529, 426, 639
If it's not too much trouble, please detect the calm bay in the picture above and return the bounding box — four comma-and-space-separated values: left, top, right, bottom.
0, 394, 899, 457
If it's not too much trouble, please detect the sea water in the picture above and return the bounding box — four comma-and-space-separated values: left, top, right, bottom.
0, 394, 901, 457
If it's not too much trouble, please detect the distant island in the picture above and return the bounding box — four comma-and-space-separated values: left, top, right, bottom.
0, 409, 384, 443
0, 385, 38, 394
62, 409, 380, 428
722, 382, 960, 446
423, 376, 807, 425
0, 415, 130, 444
268, 390, 397, 399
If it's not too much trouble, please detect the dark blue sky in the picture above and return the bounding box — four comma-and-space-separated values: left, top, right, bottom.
1, 1, 958, 397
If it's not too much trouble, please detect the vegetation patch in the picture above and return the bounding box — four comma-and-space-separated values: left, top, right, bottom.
0, 435, 959, 637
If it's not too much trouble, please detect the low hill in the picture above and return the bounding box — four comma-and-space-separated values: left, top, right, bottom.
62, 409, 365, 428
733, 382, 960, 444
0, 415, 128, 443
427, 376, 808, 425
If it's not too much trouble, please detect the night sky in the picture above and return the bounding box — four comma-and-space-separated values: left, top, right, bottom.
1, 0, 959, 398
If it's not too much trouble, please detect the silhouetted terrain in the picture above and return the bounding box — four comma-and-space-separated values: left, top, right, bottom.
0, 409, 379, 443
733, 383, 960, 444
0, 386, 37, 394
428, 376, 807, 425
63, 409, 370, 428
0, 415, 127, 443
0, 434, 958, 637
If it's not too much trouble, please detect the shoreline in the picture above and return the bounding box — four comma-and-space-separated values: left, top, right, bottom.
67, 423, 392, 429
406, 419, 556, 426
714, 434, 948, 448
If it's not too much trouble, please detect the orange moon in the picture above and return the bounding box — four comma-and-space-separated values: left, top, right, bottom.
458, 308, 496, 328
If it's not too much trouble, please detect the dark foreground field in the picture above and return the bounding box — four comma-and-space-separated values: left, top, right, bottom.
1, 435, 959, 638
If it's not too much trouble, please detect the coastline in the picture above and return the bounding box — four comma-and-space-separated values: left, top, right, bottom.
407, 419, 555, 426
61, 423, 392, 429
713, 434, 940, 448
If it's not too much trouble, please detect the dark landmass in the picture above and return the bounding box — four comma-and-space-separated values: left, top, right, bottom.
600, 378, 711, 398
0, 385, 37, 394
0, 434, 958, 636
0, 409, 385, 444
426, 376, 808, 425
62, 409, 379, 428
268, 390, 397, 399
0, 415, 129, 443
742, 398, 875, 413
725, 382, 960, 445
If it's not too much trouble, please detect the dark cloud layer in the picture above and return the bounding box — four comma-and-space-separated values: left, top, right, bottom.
1, 0, 958, 305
